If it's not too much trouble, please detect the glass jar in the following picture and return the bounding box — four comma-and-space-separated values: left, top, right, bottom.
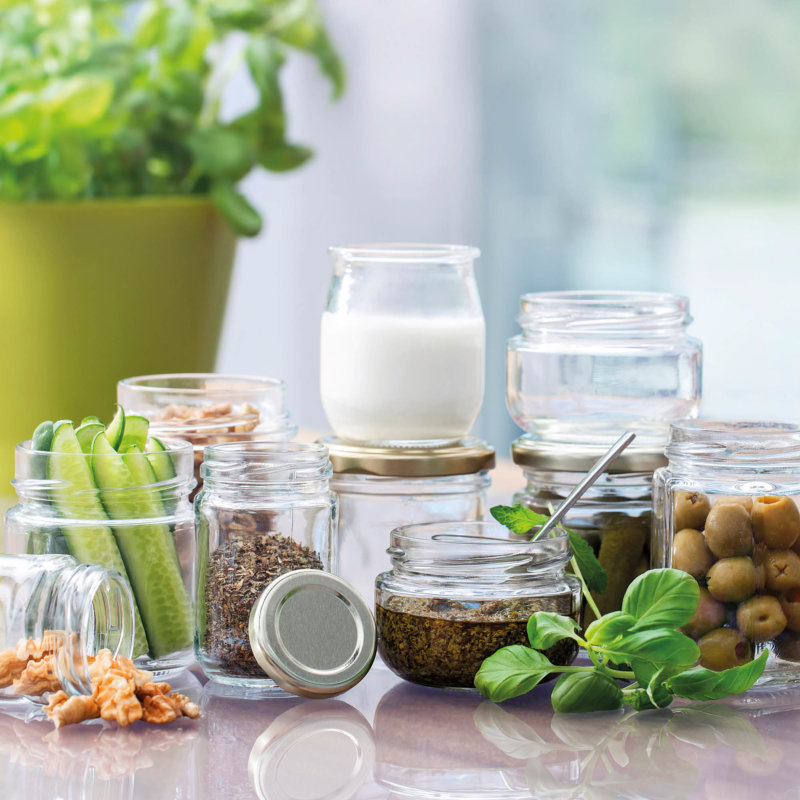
321, 244, 485, 446
118, 374, 298, 498
513, 436, 664, 620
327, 437, 495, 606
376, 520, 581, 689
653, 420, 800, 684
5, 437, 196, 675
195, 442, 338, 691
0, 553, 134, 700
506, 291, 702, 449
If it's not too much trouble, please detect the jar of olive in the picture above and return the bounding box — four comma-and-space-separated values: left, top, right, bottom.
653, 420, 800, 685
376, 520, 582, 689
512, 436, 665, 621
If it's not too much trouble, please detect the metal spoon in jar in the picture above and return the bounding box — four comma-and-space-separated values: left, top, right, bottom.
530, 431, 637, 541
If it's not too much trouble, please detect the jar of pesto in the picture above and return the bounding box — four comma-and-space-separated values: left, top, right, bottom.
375, 520, 581, 689
512, 436, 665, 621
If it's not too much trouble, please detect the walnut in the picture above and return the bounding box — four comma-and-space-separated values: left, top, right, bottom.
0, 649, 30, 688
94, 670, 141, 726
46, 694, 100, 729
169, 692, 201, 719
13, 655, 60, 696
136, 681, 171, 698
115, 657, 153, 688
141, 694, 178, 724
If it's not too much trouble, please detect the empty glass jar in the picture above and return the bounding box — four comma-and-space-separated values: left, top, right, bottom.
321, 244, 485, 446
376, 521, 581, 689
195, 442, 337, 691
0, 554, 134, 700
653, 420, 800, 684
506, 291, 702, 449
327, 437, 494, 606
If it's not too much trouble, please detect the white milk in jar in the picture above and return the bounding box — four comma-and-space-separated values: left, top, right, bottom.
320, 311, 485, 443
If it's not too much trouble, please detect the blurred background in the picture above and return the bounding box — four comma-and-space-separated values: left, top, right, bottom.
219, 0, 800, 456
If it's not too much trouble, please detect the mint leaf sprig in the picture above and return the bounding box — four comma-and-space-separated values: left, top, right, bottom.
478, 505, 768, 711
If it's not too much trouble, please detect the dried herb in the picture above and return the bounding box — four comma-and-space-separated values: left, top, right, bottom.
377, 595, 578, 688
202, 532, 323, 677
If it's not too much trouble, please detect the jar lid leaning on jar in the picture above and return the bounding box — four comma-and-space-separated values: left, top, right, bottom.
653, 420, 800, 685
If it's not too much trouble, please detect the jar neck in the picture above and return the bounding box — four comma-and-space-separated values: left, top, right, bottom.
518, 291, 691, 339
42, 564, 134, 695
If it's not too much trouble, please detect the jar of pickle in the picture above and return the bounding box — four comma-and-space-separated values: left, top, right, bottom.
195, 443, 338, 691
376, 521, 581, 689
513, 436, 665, 620
0, 554, 134, 701
118, 374, 298, 498
653, 420, 800, 684
326, 437, 494, 606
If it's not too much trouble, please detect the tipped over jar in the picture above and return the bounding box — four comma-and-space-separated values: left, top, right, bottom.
321, 244, 485, 446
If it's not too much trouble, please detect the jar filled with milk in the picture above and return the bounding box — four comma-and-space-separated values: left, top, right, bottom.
321, 244, 485, 446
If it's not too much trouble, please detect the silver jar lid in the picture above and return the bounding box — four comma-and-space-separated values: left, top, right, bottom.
248, 570, 376, 698
321, 436, 496, 477
511, 435, 667, 474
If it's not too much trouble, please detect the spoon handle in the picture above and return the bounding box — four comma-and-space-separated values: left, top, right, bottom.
531, 431, 637, 541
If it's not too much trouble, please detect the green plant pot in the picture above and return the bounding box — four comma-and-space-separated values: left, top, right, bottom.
0, 196, 237, 492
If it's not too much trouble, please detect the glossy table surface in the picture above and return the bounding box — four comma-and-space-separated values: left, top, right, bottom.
1, 661, 799, 800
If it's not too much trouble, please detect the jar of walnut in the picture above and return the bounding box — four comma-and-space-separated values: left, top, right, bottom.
0, 554, 135, 701
118, 374, 298, 498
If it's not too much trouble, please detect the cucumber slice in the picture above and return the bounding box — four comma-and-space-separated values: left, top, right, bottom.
75, 422, 105, 454
30, 420, 54, 479
118, 415, 150, 452
92, 432, 192, 658
145, 436, 177, 482
105, 405, 125, 450
80, 416, 103, 426
48, 423, 149, 657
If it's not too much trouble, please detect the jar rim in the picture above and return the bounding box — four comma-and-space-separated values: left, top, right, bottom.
16, 434, 194, 460
118, 373, 287, 397
201, 441, 332, 484
666, 419, 800, 467
329, 243, 480, 264
391, 520, 569, 551
518, 290, 691, 335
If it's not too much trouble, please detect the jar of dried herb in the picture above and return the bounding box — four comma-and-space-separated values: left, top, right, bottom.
512, 436, 665, 623
376, 520, 581, 689
194, 443, 337, 691
325, 437, 494, 607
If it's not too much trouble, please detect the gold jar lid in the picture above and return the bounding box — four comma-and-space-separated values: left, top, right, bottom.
511, 436, 667, 474
321, 436, 496, 477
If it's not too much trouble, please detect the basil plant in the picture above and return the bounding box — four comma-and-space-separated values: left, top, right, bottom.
0, 0, 344, 235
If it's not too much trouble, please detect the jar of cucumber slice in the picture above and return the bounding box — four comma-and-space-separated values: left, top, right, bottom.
5, 414, 196, 676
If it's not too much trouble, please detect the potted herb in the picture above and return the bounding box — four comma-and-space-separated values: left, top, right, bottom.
0, 0, 343, 489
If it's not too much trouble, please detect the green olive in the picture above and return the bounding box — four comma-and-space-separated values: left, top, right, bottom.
707, 557, 757, 603
704, 502, 753, 558
672, 528, 715, 579
764, 549, 800, 593
681, 587, 726, 639
718, 496, 754, 514
752, 496, 800, 549
674, 490, 711, 531
698, 627, 752, 671
735, 595, 787, 642
778, 587, 800, 632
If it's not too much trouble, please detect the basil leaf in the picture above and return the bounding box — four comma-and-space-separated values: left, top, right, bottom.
474, 645, 555, 703
551, 670, 623, 714
211, 182, 262, 236
568, 531, 608, 595
602, 629, 700, 671
490, 504, 545, 535
646, 668, 674, 709
668, 649, 768, 700
585, 611, 636, 646
259, 142, 313, 172
625, 688, 661, 711
189, 128, 256, 180
622, 569, 700, 631
526, 612, 581, 650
